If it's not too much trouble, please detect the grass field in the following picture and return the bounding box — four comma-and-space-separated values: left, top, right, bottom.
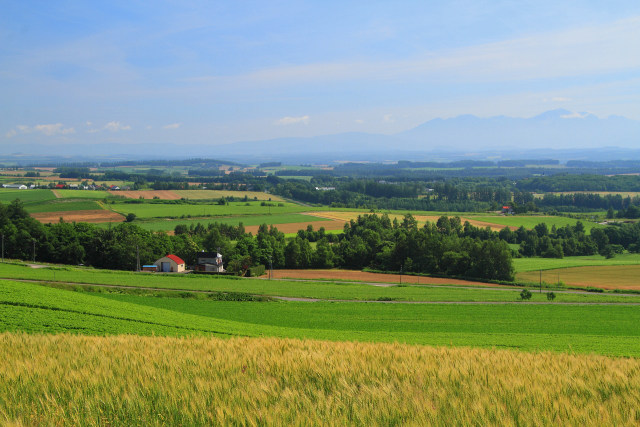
0, 189, 55, 203
3, 334, 640, 425
130, 213, 329, 232
514, 253, 640, 272
110, 200, 308, 219
52, 189, 112, 199
24, 199, 102, 213
2, 279, 640, 356
3, 261, 640, 303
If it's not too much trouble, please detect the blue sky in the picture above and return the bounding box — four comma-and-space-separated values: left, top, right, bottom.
2, 1, 639, 147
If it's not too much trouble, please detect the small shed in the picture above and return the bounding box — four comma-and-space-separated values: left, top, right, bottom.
154, 254, 186, 273
142, 265, 158, 272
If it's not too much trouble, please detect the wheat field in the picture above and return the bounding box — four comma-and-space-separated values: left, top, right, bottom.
1, 333, 639, 425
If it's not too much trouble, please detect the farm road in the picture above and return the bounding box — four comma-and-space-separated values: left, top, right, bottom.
3, 277, 640, 305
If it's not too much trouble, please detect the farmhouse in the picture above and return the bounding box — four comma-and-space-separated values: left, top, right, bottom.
194, 251, 225, 273
154, 254, 186, 273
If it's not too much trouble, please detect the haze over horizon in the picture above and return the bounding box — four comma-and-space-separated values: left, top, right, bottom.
2, 1, 640, 151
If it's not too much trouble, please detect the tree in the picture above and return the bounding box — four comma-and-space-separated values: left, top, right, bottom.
125, 213, 137, 222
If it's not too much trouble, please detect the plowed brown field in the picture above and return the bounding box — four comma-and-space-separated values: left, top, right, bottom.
269, 269, 494, 287
517, 265, 640, 290
32, 210, 125, 223
110, 190, 182, 200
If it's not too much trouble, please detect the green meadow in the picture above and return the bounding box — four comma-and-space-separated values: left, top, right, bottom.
1, 279, 640, 357
131, 213, 328, 232
514, 253, 640, 272
110, 200, 309, 218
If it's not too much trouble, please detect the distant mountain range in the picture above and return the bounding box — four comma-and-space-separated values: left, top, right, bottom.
4, 109, 640, 164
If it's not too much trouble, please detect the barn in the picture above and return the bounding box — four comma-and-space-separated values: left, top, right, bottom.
154, 254, 186, 273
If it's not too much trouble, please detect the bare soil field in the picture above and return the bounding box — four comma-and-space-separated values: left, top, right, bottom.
31, 210, 125, 223
110, 190, 182, 200
269, 269, 494, 287
311, 211, 515, 231
517, 265, 640, 290
245, 220, 344, 235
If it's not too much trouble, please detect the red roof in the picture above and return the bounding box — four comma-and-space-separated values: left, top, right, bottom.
166, 254, 185, 265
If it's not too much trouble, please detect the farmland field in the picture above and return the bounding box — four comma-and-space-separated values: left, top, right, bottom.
110, 200, 308, 218
130, 213, 330, 232
514, 253, 640, 272
3, 334, 640, 425
311, 211, 516, 231
52, 189, 112, 199
1, 278, 640, 355
24, 199, 102, 213
175, 189, 284, 201
472, 215, 602, 231
0, 189, 55, 203
31, 210, 125, 223
517, 265, 640, 290
3, 262, 640, 303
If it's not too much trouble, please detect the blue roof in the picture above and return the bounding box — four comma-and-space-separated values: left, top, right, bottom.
142, 265, 157, 268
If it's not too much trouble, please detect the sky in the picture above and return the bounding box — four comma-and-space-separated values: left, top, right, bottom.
1, 1, 640, 148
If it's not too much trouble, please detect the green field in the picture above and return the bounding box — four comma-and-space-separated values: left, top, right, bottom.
53, 189, 112, 199
0, 189, 55, 203
131, 213, 328, 232
109, 201, 308, 218
24, 199, 102, 213
514, 253, 640, 272
2, 278, 640, 357
2, 262, 640, 304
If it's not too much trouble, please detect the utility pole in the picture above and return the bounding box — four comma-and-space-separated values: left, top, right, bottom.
269, 256, 273, 280
400, 264, 403, 285
539, 269, 542, 293
136, 245, 141, 272
32, 239, 36, 262
1, 234, 4, 263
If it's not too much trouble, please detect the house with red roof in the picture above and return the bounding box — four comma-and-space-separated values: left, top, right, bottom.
153, 254, 186, 273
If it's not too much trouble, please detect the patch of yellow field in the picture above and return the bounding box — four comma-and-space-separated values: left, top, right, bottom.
174, 190, 284, 201
1, 333, 639, 425
517, 265, 640, 290
310, 211, 512, 231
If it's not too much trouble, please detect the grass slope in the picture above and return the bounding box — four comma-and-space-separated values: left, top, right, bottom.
2, 279, 640, 356
24, 199, 102, 213
0, 189, 55, 204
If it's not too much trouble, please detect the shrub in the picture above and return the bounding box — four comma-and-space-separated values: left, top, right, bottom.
546, 292, 556, 301
520, 289, 532, 300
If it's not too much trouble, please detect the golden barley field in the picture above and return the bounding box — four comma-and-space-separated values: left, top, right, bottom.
1, 333, 640, 426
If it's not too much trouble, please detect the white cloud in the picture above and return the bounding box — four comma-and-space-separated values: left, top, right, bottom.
383, 114, 395, 123
163, 123, 182, 130
355, 119, 365, 124
6, 123, 75, 137
275, 115, 310, 126
104, 121, 131, 132
552, 97, 572, 102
